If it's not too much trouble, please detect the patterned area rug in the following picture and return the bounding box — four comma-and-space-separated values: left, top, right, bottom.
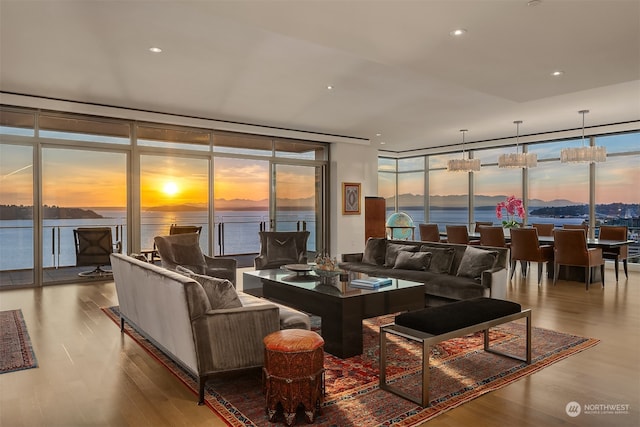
102, 306, 598, 426
0, 309, 38, 374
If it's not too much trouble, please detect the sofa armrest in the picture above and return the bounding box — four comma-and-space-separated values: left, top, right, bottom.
192, 304, 279, 374
481, 267, 507, 300
341, 253, 363, 262
203, 255, 237, 285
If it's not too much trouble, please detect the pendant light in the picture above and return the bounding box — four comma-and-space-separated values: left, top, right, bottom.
447, 129, 481, 172
498, 120, 537, 168
560, 110, 606, 163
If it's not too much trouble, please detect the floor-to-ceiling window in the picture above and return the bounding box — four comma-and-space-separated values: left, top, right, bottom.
0, 106, 330, 287
428, 153, 470, 231
397, 158, 425, 239
379, 128, 640, 264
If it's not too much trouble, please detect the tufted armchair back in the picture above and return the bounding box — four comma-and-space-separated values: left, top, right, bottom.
254, 231, 310, 270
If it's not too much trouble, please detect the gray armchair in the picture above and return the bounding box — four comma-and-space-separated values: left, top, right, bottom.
254, 231, 310, 270
154, 233, 237, 285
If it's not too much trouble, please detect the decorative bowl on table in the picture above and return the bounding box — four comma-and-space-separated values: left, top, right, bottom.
312, 254, 344, 284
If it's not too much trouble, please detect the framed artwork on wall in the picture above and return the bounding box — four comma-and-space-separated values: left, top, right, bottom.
342, 182, 361, 215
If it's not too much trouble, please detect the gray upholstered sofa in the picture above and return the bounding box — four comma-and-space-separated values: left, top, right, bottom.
339, 238, 508, 303
110, 253, 309, 405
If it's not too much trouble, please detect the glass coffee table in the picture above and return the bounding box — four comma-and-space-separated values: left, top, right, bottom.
243, 268, 425, 358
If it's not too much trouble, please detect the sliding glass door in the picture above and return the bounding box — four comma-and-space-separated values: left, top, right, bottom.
41, 147, 127, 284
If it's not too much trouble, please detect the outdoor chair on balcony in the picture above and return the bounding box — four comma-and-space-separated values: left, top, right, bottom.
254, 231, 310, 270
73, 227, 122, 277
154, 233, 237, 284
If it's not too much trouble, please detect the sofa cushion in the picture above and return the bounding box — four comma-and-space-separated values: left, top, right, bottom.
456, 246, 499, 280
393, 250, 432, 271
362, 238, 387, 265
385, 243, 419, 267
176, 266, 242, 309
420, 245, 456, 274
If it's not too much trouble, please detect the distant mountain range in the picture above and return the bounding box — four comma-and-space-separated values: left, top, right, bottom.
389, 194, 580, 208
145, 196, 316, 212
0, 205, 103, 220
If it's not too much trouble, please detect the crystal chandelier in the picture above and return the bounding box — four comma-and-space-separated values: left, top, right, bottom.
498, 120, 537, 168
560, 110, 606, 163
448, 129, 481, 172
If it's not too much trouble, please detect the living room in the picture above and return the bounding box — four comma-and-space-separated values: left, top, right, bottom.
1, 1, 639, 426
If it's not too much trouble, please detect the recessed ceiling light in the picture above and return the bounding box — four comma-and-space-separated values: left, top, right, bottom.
327, 85, 333, 90
380, 141, 386, 145
149, 47, 162, 53
450, 28, 467, 37
527, 0, 542, 6
551, 70, 564, 76
376, 133, 382, 137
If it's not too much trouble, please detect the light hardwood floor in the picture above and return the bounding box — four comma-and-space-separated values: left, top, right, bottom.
0, 266, 638, 426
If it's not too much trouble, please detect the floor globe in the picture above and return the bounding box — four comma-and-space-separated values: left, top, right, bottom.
385, 212, 415, 240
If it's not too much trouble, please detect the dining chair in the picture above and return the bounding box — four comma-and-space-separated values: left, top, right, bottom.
474, 221, 494, 232
479, 226, 507, 248
445, 225, 472, 244
509, 228, 553, 285
563, 223, 589, 235
553, 229, 604, 290
598, 225, 629, 281
532, 223, 554, 237
418, 224, 442, 242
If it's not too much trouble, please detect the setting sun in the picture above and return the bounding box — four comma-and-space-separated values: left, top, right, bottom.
163, 181, 179, 196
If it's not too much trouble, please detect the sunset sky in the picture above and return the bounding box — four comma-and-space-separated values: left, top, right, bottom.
1, 136, 638, 209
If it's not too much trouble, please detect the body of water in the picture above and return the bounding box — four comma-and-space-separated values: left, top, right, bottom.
0, 207, 634, 271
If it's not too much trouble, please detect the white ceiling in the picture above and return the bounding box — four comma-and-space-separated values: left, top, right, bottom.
1, 0, 639, 152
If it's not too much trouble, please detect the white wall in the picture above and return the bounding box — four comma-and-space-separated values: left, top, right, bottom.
329, 142, 379, 259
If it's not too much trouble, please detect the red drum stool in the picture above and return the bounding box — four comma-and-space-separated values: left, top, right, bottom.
263, 329, 325, 425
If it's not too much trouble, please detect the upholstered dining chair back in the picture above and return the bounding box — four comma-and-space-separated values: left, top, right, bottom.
418, 224, 441, 242
479, 226, 507, 247
552, 229, 604, 289
445, 225, 470, 244
254, 231, 310, 270
532, 223, 554, 237
509, 227, 554, 284
563, 223, 589, 235
474, 221, 494, 232
598, 225, 629, 281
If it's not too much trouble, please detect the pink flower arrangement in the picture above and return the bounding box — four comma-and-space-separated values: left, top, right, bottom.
496, 195, 525, 228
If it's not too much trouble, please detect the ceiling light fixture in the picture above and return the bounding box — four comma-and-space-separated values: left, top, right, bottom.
551, 70, 564, 76
450, 28, 467, 37
149, 47, 162, 53
498, 120, 537, 168
327, 85, 333, 90
560, 110, 606, 163
448, 129, 480, 172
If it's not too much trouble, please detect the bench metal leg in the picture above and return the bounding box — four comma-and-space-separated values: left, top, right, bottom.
380, 309, 532, 407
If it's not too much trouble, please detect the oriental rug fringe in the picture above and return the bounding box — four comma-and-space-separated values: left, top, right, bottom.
0, 309, 38, 374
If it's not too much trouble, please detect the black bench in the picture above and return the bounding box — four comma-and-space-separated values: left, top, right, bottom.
379, 297, 532, 406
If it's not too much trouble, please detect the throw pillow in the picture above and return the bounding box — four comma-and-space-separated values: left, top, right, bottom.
362, 238, 387, 265
384, 243, 418, 267
178, 267, 242, 310
393, 250, 432, 271
420, 245, 456, 274
456, 246, 499, 280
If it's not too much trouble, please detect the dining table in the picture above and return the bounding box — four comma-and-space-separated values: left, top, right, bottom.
440, 228, 634, 284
